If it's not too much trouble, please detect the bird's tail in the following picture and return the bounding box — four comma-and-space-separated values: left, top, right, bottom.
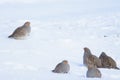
115, 67, 120, 70
52, 70, 55, 72
8, 35, 13, 38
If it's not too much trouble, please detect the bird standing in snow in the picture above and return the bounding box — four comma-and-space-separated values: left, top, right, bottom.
8, 21, 31, 40
99, 52, 119, 70
86, 55, 102, 78
52, 60, 70, 73
83, 47, 101, 68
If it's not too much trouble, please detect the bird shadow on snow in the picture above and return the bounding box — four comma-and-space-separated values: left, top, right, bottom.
71, 61, 84, 67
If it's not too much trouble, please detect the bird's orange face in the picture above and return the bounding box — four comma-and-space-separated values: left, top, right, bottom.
84, 47, 89, 52
24, 22, 30, 27
63, 60, 68, 64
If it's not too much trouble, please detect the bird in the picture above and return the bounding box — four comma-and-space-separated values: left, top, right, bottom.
52, 60, 70, 73
86, 55, 102, 78
83, 47, 101, 67
99, 52, 119, 70
8, 21, 31, 40
83, 47, 92, 66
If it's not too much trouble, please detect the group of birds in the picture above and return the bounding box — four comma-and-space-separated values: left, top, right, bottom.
52, 47, 119, 78
83, 47, 119, 78
8, 22, 119, 78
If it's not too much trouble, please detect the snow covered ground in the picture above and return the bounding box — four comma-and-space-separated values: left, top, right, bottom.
0, 0, 120, 80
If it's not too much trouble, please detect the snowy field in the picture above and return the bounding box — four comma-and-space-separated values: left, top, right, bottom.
0, 0, 120, 80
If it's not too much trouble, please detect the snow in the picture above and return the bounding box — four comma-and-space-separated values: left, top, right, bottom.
0, 0, 120, 80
